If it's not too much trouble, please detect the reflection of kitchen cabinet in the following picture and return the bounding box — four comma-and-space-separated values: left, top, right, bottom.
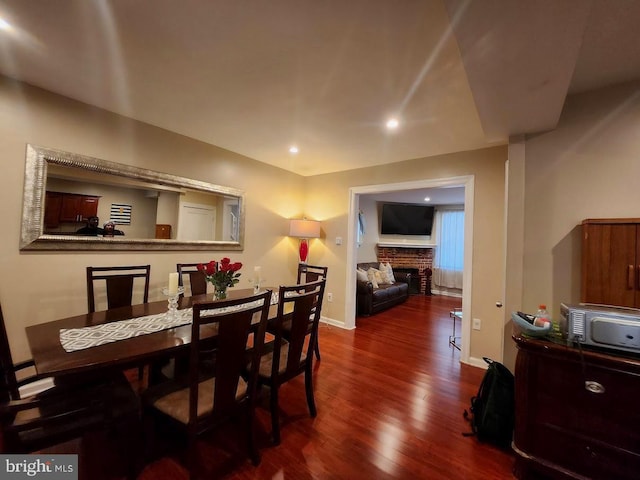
44, 192, 63, 228
44, 191, 100, 227
59, 194, 99, 222
582, 218, 640, 308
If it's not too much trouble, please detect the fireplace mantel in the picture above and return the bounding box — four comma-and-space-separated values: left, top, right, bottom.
377, 242, 436, 248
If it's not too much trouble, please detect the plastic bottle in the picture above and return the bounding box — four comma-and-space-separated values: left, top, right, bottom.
534, 304, 551, 327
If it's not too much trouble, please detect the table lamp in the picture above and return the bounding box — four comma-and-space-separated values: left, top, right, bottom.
289, 219, 321, 263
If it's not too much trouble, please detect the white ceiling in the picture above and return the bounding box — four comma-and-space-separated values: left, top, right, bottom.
0, 0, 639, 177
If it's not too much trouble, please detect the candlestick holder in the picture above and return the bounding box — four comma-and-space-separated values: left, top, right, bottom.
248, 276, 264, 294
162, 286, 184, 319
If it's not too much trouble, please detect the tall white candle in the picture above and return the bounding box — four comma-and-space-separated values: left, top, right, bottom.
168, 272, 179, 295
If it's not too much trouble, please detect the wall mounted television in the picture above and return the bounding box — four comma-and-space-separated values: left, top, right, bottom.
380, 203, 435, 235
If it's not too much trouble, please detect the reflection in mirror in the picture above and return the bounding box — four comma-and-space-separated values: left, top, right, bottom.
21, 145, 245, 251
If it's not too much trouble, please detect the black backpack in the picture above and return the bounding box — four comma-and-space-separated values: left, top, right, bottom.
463, 357, 515, 448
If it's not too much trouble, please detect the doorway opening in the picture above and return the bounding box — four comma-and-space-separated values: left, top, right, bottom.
345, 176, 475, 365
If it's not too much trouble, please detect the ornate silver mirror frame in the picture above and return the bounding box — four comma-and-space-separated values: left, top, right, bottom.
20, 144, 245, 251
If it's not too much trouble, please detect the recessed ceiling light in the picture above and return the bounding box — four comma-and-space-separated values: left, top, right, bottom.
289, 146, 299, 154
386, 118, 399, 130
424, 197, 431, 202
0, 18, 12, 31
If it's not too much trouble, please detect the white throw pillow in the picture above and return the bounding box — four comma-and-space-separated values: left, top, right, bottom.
356, 268, 368, 282
373, 268, 384, 284
366, 268, 380, 288
386, 263, 396, 283
378, 263, 392, 284
379, 262, 396, 284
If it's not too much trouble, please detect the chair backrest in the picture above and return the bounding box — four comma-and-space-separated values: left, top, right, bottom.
86, 265, 151, 313
176, 263, 210, 297
189, 290, 272, 426
0, 302, 19, 402
297, 264, 328, 284
271, 279, 326, 381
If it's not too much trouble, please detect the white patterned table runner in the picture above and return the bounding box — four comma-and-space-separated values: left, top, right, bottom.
59, 298, 272, 353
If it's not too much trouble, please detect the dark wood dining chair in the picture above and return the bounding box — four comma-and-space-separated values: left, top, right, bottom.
258, 279, 326, 445
86, 265, 151, 381
296, 264, 328, 360
297, 264, 328, 284
173, 262, 213, 380
0, 301, 140, 475
86, 265, 151, 313
142, 290, 273, 476
176, 262, 211, 297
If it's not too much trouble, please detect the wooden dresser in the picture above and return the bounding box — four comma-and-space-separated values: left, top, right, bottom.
512, 333, 640, 480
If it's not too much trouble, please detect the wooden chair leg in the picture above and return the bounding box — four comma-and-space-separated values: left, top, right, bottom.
101, 410, 142, 480
124, 417, 144, 480
314, 339, 321, 361
270, 385, 281, 445
187, 429, 198, 480
304, 366, 317, 417
247, 407, 261, 466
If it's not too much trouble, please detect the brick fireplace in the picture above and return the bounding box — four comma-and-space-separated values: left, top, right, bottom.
377, 244, 434, 295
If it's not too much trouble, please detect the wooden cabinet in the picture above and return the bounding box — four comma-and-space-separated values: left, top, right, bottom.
44, 192, 63, 228
582, 218, 640, 308
59, 194, 99, 222
44, 191, 100, 227
155, 224, 172, 239
513, 334, 640, 480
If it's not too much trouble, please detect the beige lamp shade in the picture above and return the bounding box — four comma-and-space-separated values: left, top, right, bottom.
289, 219, 321, 263
289, 219, 321, 239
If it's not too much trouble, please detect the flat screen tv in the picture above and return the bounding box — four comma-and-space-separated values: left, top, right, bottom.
380, 203, 434, 235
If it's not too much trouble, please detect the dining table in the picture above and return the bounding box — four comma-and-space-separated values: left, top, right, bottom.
26, 288, 279, 379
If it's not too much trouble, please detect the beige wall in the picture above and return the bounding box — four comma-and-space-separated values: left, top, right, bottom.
521, 81, 640, 324
305, 146, 507, 362
0, 77, 305, 362
356, 195, 379, 263
155, 191, 179, 238
502, 139, 526, 371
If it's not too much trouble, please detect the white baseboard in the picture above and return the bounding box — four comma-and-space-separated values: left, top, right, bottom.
431, 289, 463, 298
320, 316, 352, 330
464, 356, 489, 369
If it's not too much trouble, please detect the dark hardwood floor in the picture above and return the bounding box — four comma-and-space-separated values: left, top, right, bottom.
48, 295, 516, 479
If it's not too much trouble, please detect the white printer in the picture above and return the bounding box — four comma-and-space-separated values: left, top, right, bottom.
561, 303, 640, 354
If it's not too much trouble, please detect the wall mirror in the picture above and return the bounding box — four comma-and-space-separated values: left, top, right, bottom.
20, 144, 245, 251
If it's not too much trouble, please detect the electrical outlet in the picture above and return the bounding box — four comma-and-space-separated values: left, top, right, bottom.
473, 318, 481, 330
327, 292, 333, 302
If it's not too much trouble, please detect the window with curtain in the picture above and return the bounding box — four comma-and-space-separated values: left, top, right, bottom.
357, 210, 366, 246
433, 209, 464, 289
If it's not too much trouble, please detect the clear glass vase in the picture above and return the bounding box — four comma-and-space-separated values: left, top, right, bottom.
214, 286, 227, 300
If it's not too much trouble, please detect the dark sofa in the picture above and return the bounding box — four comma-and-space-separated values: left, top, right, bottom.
356, 262, 411, 316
